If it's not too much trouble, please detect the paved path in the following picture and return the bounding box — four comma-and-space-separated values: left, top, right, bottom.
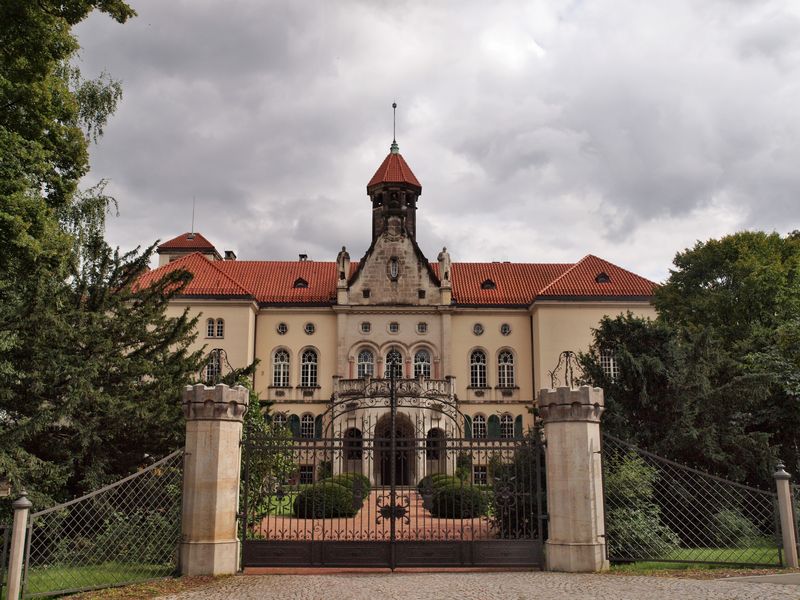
160, 572, 800, 599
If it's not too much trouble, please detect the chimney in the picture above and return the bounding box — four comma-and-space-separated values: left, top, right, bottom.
224, 250, 237, 261
299, 253, 308, 262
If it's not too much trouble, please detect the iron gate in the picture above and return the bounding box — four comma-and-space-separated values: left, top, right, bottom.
241, 373, 545, 569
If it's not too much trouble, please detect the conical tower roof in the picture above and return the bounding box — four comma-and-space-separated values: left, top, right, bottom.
367, 141, 421, 192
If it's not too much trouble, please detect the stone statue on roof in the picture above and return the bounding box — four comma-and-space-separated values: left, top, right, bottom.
336, 246, 350, 280
437, 247, 451, 281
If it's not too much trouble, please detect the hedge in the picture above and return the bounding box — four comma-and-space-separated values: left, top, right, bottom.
429, 483, 488, 519
292, 482, 357, 518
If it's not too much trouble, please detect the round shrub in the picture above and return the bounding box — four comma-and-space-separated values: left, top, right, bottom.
327, 473, 371, 498
712, 509, 760, 547
431, 474, 462, 490
429, 484, 488, 519
293, 482, 357, 519
417, 475, 435, 493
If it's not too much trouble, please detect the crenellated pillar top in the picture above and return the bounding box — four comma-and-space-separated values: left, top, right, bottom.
537, 385, 604, 424
182, 383, 249, 422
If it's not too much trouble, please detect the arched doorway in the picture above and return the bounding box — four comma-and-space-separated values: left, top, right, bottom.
375, 412, 414, 486
426, 427, 447, 475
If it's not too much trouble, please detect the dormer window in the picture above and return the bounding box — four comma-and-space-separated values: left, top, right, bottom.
481, 279, 496, 290
595, 272, 611, 284
294, 278, 309, 288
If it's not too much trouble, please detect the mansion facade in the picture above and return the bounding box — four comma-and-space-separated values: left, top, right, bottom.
142, 139, 656, 483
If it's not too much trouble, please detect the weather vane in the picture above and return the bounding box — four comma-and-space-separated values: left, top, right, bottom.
392, 101, 397, 143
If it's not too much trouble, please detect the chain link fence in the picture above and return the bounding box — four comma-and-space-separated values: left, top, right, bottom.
1, 524, 10, 599
21, 450, 183, 598
792, 483, 800, 560
602, 434, 781, 567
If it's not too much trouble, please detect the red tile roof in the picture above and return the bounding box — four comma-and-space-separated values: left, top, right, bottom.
141, 253, 655, 305
157, 232, 217, 252
367, 152, 421, 191
537, 255, 656, 298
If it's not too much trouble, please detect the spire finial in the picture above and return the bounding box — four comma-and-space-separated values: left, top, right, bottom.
390, 102, 399, 154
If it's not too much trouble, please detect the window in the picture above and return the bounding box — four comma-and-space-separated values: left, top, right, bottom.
273, 350, 290, 387
418, 289, 426, 299
385, 348, 403, 378
215, 318, 224, 338
473, 465, 488, 485
595, 272, 611, 284
389, 257, 399, 280
481, 279, 496, 290
500, 323, 511, 336
473, 323, 484, 336
600, 350, 619, 381
299, 465, 314, 484
203, 351, 221, 384
300, 414, 315, 439
417, 322, 428, 334
304, 322, 315, 335
498, 350, 515, 387
206, 318, 215, 338
273, 413, 287, 429
472, 414, 487, 439
470, 350, 487, 387
277, 322, 288, 335
500, 414, 514, 439
426, 428, 444, 460
388, 321, 399, 334
300, 349, 318, 387
357, 349, 374, 378
414, 350, 431, 378
344, 428, 363, 460
293, 277, 309, 288
362, 289, 370, 299
360, 321, 371, 334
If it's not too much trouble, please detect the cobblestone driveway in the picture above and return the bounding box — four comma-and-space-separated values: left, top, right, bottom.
160, 572, 800, 600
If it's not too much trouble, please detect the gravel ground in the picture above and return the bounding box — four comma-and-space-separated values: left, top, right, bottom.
158, 571, 800, 600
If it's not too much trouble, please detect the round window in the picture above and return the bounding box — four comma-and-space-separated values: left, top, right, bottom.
304, 322, 316, 335
500, 323, 511, 336
276, 322, 288, 335
417, 322, 428, 334
389, 322, 400, 334
473, 323, 484, 336
360, 321, 371, 334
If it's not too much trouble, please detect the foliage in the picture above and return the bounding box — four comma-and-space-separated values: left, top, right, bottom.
711, 509, 760, 547
326, 472, 371, 499
292, 482, 358, 519
489, 434, 543, 538
455, 451, 472, 482
429, 484, 488, 519
604, 452, 680, 558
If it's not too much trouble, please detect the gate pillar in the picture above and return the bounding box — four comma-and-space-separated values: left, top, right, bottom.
538, 386, 609, 572
180, 383, 249, 576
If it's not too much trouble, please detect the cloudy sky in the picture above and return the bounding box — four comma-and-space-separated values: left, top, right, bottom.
74, 0, 800, 281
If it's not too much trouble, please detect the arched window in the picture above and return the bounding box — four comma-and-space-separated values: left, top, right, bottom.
384, 347, 403, 378
215, 318, 224, 338
357, 349, 374, 378
500, 414, 514, 439
426, 428, 445, 460
472, 414, 487, 439
498, 350, 515, 387
273, 349, 290, 387
300, 414, 315, 439
206, 318, 215, 338
300, 349, 318, 387
203, 351, 221, 384
344, 428, 363, 460
414, 349, 431, 378
273, 413, 287, 429
470, 350, 487, 387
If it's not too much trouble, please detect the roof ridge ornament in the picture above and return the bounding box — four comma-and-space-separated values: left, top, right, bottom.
390, 102, 399, 154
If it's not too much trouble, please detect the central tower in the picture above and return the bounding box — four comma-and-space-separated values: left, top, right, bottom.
366, 139, 422, 241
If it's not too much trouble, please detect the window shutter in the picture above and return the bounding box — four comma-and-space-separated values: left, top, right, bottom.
487, 415, 500, 438
514, 415, 523, 439
314, 415, 323, 439
464, 415, 473, 439
288, 414, 300, 437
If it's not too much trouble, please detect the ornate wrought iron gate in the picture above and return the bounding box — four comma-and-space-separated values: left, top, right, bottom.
240, 372, 545, 569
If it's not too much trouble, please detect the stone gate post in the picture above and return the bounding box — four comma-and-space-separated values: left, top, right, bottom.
773, 462, 799, 568
180, 383, 249, 576
6, 491, 32, 600
538, 386, 609, 572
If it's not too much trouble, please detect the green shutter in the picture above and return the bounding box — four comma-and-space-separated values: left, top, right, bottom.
514, 415, 523, 439
314, 415, 323, 439
487, 415, 501, 438
464, 415, 473, 439
288, 414, 300, 437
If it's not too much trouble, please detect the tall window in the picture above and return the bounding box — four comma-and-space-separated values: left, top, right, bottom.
273, 413, 287, 429
206, 318, 215, 338
273, 349, 290, 387
470, 350, 487, 387
500, 414, 514, 439
385, 347, 403, 378
426, 428, 444, 460
498, 350, 515, 387
357, 349, 374, 378
600, 350, 619, 381
472, 414, 487, 439
203, 351, 221, 384
301, 349, 318, 387
414, 350, 431, 378
300, 414, 315, 438
344, 428, 363, 460
215, 318, 224, 338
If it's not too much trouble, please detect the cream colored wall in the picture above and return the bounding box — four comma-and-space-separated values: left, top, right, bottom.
532, 301, 656, 391
254, 309, 337, 403
166, 301, 256, 373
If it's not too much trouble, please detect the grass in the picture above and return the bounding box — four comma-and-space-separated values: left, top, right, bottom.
610, 545, 783, 574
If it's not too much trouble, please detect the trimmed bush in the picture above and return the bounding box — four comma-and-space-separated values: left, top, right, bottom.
429, 483, 488, 519
417, 475, 435, 493
327, 473, 371, 499
712, 509, 760, 547
431, 474, 462, 490
293, 482, 357, 518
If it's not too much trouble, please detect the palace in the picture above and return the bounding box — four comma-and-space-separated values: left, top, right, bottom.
141, 137, 656, 485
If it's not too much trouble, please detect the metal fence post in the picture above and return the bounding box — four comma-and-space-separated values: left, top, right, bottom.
774, 462, 799, 568
6, 491, 32, 600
